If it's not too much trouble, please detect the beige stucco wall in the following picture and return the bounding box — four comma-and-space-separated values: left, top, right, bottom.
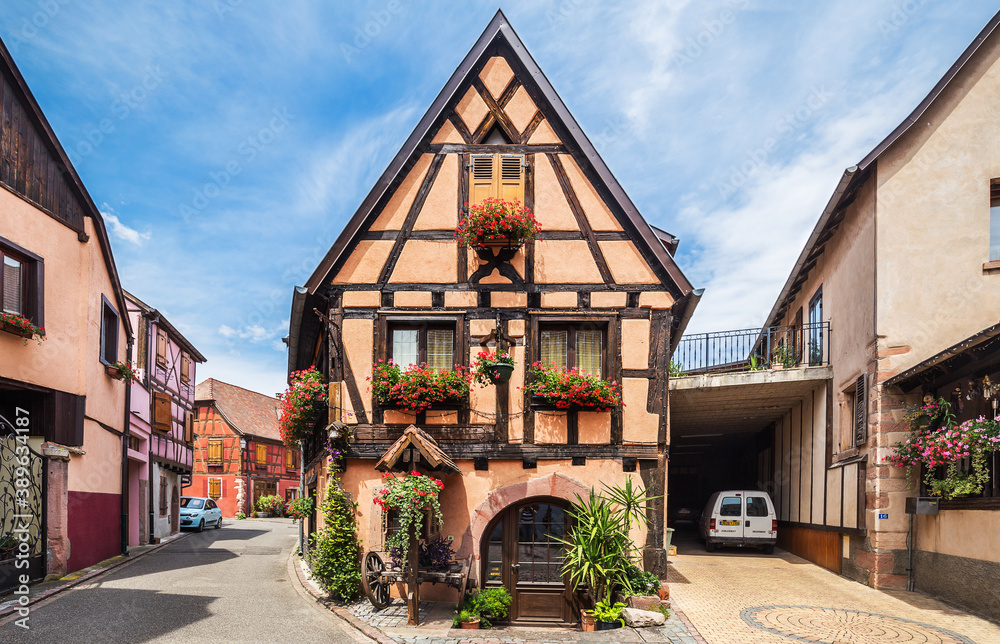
371, 154, 433, 231
876, 33, 1000, 373
915, 510, 1000, 564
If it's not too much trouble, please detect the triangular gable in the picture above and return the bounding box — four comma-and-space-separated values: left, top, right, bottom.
305, 10, 693, 300
0, 37, 132, 337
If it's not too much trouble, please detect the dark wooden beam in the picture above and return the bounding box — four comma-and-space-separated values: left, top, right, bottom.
519, 110, 545, 145
377, 154, 447, 285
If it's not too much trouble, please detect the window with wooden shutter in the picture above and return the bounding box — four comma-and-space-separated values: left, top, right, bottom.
152, 392, 171, 433
853, 374, 867, 446
180, 353, 191, 384
156, 329, 167, 367
255, 443, 267, 466
159, 477, 168, 515
0, 242, 43, 329
100, 297, 119, 365
208, 438, 223, 464
184, 411, 194, 443
468, 153, 525, 206
2, 253, 23, 315
208, 478, 222, 499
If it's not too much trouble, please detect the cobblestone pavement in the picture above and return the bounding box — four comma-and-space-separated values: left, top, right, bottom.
667, 531, 1000, 644
349, 597, 702, 643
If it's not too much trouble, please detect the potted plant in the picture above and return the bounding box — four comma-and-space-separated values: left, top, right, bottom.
523, 362, 623, 411
771, 343, 797, 369
288, 496, 315, 521
455, 197, 541, 251
886, 396, 1000, 499
472, 350, 515, 386
278, 366, 327, 445
0, 312, 44, 344
453, 609, 480, 629
369, 360, 472, 413
106, 361, 139, 383
455, 587, 511, 629
373, 471, 445, 552
255, 494, 285, 518
591, 599, 626, 630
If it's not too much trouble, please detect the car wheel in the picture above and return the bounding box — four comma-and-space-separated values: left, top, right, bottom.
762, 545, 774, 555
706, 542, 716, 553
215, 516, 223, 529
197, 519, 204, 533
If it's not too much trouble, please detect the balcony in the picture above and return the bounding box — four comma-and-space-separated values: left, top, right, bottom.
672, 321, 830, 376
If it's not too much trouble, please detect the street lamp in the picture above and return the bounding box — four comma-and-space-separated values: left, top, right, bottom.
240, 437, 248, 515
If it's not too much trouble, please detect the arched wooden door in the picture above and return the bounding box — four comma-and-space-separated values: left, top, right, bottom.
480, 497, 575, 623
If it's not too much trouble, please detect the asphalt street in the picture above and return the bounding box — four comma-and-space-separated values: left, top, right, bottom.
0, 518, 365, 644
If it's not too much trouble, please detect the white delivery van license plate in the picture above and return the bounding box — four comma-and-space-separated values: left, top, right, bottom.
720, 520, 740, 526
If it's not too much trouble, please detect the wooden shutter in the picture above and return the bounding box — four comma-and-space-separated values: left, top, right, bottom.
156, 330, 167, 367
255, 443, 267, 465
469, 154, 495, 206
497, 154, 525, 203
209, 478, 221, 499
853, 375, 867, 446
184, 411, 194, 443
152, 392, 171, 433
159, 477, 168, 515
208, 438, 222, 463
47, 391, 85, 446
180, 353, 191, 384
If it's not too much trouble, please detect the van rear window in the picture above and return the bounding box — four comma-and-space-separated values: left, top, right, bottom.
746, 497, 769, 517
719, 497, 742, 517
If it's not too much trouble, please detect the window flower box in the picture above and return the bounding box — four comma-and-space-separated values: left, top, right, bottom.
278, 366, 327, 445
1, 312, 44, 344
523, 363, 623, 411
106, 361, 139, 383
455, 198, 541, 252
370, 361, 472, 413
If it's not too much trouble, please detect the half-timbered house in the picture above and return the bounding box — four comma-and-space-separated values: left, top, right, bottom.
193, 379, 300, 518
125, 291, 205, 543
287, 12, 698, 622
0, 35, 132, 589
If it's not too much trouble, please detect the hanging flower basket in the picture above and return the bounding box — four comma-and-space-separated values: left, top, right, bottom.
279, 366, 328, 445
369, 361, 471, 412
472, 350, 515, 386
373, 471, 445, 550
1, 312, 44, 344
455, 198, 541, 252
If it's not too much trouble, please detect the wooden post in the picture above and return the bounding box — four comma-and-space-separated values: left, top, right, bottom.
407, 521, 420, 625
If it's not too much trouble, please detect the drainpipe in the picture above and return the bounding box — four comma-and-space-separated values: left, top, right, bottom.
120, 336, 134, 556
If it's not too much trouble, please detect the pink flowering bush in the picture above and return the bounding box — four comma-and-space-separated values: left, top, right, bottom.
522, 362, 623, 411
278, 366, 327, 445
369, 360, 471, 413
374, 471, 445, 550
886, 397, 1000, 499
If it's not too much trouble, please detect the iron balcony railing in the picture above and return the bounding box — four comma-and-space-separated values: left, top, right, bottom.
673, 321, 831, 376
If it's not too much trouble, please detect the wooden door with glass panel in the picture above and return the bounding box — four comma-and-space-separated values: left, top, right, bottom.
482, 498, 574, 623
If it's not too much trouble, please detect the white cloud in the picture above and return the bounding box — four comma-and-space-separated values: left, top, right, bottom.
102, 211, 151, 246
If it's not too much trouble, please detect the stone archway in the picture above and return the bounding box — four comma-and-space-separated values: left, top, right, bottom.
455, 472, 589, 569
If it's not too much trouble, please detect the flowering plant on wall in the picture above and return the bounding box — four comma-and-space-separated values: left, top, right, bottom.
373, 471, 445, 550
369, 360, 472, 413
472, 350, 515, 386
279, 366, 327, 445
886, 397, 1000, 500
523, 362, 623, 411
0, 312, 44, 345
107, 361, 139, 383
455, 198, 541, 249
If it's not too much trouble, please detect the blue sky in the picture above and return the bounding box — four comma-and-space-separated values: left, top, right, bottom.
1, 2, 995, 396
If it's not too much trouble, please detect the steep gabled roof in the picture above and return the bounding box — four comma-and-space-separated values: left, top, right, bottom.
304, 10, 693, 299
194, 378, 281, 442
764, 9, 1000, 326
124, 290, 207, 362
0, 36, 132, 338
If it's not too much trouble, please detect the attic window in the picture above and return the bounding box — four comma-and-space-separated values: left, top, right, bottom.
483, 126, 510, 145
468, 153, 525, 206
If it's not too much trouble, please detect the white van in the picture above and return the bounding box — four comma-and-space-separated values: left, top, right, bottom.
698, 490, 777, 554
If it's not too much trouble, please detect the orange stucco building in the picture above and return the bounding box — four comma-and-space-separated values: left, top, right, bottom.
0, 36, 133, 589
287, 12, 698, 623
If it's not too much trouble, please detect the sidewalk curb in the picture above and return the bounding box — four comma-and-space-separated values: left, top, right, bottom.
289, 553, 395, 644
0, 532, 190, 622
672, 606, 709, 644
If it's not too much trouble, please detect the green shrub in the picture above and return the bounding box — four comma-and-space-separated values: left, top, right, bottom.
452, 609, 479, 626
306, 480, 362, 600
236, 511, 246, 520
591, 599, 626, 625
622, 564, 660, 597
459, 587, 511, 628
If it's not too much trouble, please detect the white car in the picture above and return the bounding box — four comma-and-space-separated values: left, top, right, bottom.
180, 497, 223, 532
699, 490, 776, 554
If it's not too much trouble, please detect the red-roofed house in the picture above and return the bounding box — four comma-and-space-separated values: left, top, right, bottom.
192, 379, 300, 517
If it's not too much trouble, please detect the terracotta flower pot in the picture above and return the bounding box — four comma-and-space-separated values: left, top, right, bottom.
2, 322, 34, 339
658, 582, 670, 600
106, 365, 124, 380
580, 609, 596, 632
459, 619, 480, 629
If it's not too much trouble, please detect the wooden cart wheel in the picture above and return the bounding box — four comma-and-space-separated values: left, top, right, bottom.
362, 551, 392, 609
459, 554, 474, 595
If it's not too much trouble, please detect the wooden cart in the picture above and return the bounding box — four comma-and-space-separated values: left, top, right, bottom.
361, 551, 474, 610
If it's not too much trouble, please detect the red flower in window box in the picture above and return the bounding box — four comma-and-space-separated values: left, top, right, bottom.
522, 362, 623, 411
370, 361, 472, 413
455, 198, 541, 250
0, 312, 44, 344
106, 361, 139, 383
